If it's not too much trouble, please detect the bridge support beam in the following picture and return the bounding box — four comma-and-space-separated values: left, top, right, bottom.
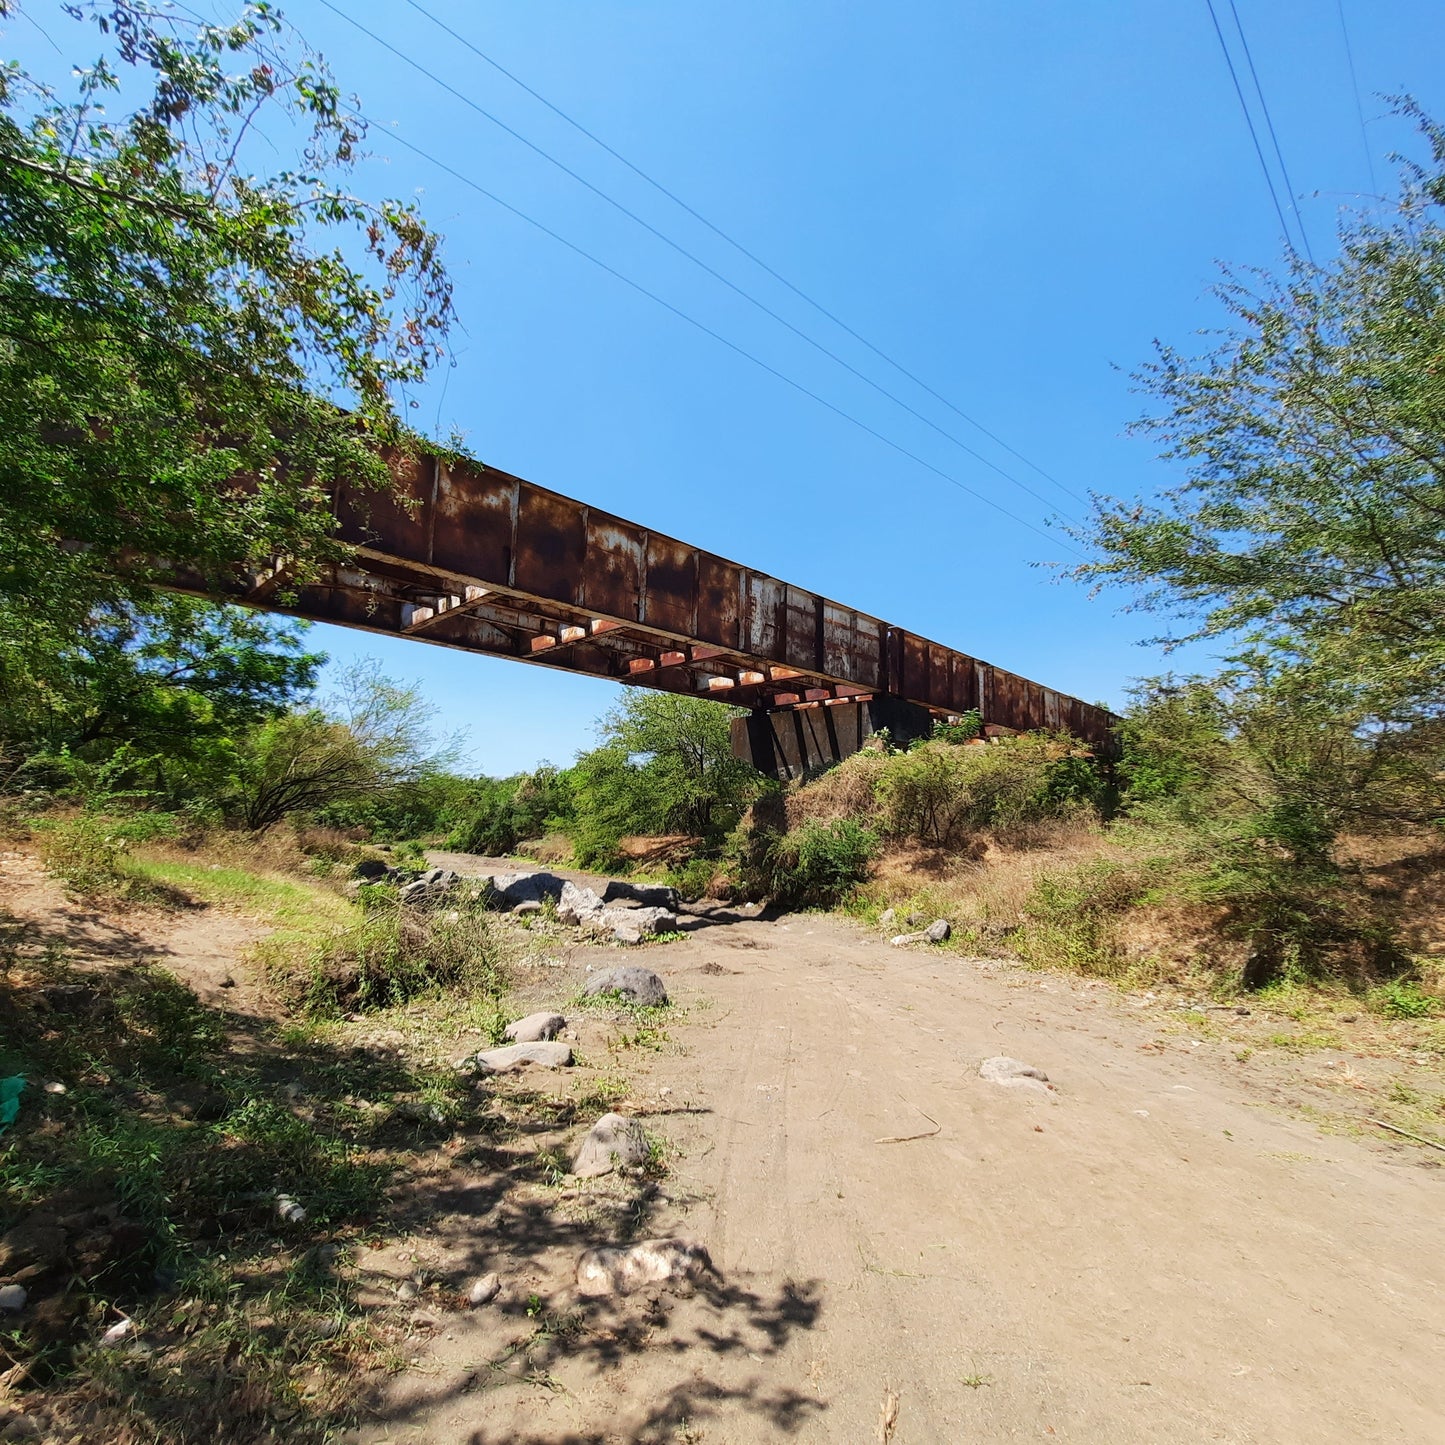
731, 697, 937, 781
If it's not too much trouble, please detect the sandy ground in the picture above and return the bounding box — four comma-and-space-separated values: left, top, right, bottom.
6, 847, 1443, 1443
350, 864, 1445, 1445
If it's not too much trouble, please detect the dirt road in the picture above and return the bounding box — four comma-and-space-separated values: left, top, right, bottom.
364, 894, 1445, 1444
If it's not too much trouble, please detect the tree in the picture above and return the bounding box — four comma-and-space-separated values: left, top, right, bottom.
0, 0, 452, 641
1075, 105, 1445, 724
2, 596, 318, 749
565, 692, 762, 865
227, 659, 458, 830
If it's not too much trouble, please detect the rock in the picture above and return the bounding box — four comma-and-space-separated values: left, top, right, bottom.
493, 871, 566, 908
0, 1285, 26, 1312
572, 1113, 650, 1178
275, 1194, 307, 1224
0, 1415, 39, 1441
878, 908, 895, 927
467, 1041, 573, 1074
575, 1238, 714, 1297
218, 976, 236, 989
978, 1056, 1052, 1094
503, 1011, 567, 1044
558, 880, 605, 925
582, 966, 669, 1007
890, 920, 951, 947
397, 1280, 419, 1302
98, 1317, 134, 1347
602, 880, 680, 910
607, 907, 679, 945
467, 1272, 501, 1307
511, 900, 544, 917
353, 857, 391, 880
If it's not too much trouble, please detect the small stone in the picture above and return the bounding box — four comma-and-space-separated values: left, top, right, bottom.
0, 1285, 27, 1312
467, 1272, 500, 1307
397, 1280, 419, 1302
572, 1113, 650, 1179
503, 1012, 567, 1044
43, 1081, 66, 1094
924, 919, 951, 944
574, 1238, 713, 1297
468, 1041, 573, 1074
978, 1056, 1052, 1094
219, 976, 236, 989
99, 1317, 134, 1347
878, 908, 895, 927
511, 900, 543, 917
0, 1415, 39, 1441
582, 966, 669, 1007
275, 1194, 307, 1224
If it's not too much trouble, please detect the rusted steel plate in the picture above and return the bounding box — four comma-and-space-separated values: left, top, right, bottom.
582, 513, 646, 623
695, 554, 743, 651
642, 533, 697, 637
513, 485, 586, 605
334, 449, 432, 557
432, 459, 514, 585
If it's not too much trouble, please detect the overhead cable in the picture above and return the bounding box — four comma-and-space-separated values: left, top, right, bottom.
371, 121, 1086, 558
1225, 0, 1315, 263
395, 0, 1085, 507
311, 0, 1085, 521
1202, 0, 1301, 256
1334, 0, 1379, 199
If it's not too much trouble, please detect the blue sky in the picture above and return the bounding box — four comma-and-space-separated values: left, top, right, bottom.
14, 1, 1445, 773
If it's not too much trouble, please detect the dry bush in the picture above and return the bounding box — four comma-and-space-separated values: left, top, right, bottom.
784, 750, 887, 828
261, 898, 510, 1016
515, 833, 574, 865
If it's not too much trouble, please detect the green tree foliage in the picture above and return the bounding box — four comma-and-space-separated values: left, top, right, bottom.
0, 0, 452, 637
227, 660, 457, 831
444, 766, 571, 856
1, 595, 319, 797
565, 692, 763, 867
1075, 106, 1445, 724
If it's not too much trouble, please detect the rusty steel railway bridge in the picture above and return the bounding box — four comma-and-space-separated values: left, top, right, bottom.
196, 449, 1115, 778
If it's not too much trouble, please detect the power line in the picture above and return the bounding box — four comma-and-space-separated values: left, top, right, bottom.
1225, 0, 1315, 264
394, 0, 1084, 508
370, 121, 1085, 559
1335, 0, 1379, 200
1202, 0, 1299, 256
311, 0, 1085, 521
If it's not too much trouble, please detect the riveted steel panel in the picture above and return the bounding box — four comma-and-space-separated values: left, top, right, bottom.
642, 533, 697, 636
431, 460, 515, 587
513, 485, 586, 606
582, 514, 646, 623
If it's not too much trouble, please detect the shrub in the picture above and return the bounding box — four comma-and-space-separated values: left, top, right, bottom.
1009, 856, 1167, 977
266, 899, 508, 1016
874, 735, 1097, 848
36, 809, 178, 901
769, 819, 878, 908
1371, 979, 1440, 1019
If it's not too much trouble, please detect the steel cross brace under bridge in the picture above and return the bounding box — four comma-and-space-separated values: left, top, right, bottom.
198, 448, 1116, 779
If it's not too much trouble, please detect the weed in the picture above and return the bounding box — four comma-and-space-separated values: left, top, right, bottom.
1371, 979, 1440, 1019
35, 811, 183, 903
961, 1373, 993, 1389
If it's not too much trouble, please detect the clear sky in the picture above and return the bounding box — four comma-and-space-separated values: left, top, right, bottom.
14, 1, 1445, 773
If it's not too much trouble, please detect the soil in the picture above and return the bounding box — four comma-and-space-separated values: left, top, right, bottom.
5, 847, 1444, 1442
